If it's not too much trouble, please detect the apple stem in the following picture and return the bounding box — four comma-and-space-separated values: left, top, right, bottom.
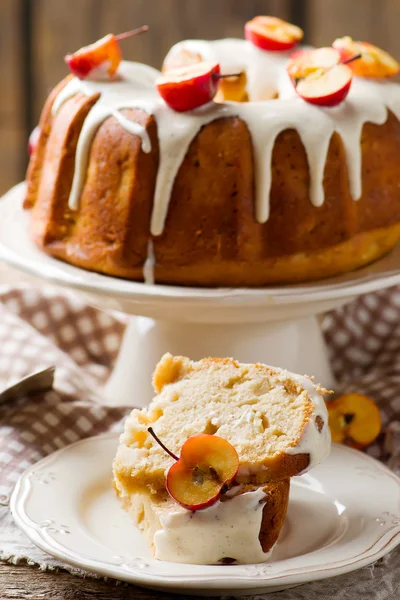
294, 53, 363, 88
213, 72, 243, 80
342, 53, 362, 65
147, 427, 179, 461
115, 25, 149, 41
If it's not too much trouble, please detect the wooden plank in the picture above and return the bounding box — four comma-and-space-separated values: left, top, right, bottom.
307, 0, 374, 46
0, 562, 168, 600
369, 0, 400, 60
97, 0, 291, 68
0, 0, 25, 194
31, 0, 100, 122
307, 0, 400, 60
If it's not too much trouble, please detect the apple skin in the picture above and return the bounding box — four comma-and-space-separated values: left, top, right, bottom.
245, 17, 303, 52
333, 37, 400, 78
28, 126, 40, 156
287, 47, 341, 80
287, 47, 353, 108
295, 65, 353, 107
166, 460, 223, 511
327, 393, 381, 448
65, 34, 122, 80
156, 62, 221, 112
165, 433, 239, 511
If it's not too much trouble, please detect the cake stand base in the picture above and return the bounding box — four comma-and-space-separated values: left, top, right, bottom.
1, 184, 400, 408
103, 314, 333, 406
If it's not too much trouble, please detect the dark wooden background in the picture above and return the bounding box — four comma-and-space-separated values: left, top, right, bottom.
1, 0, 400, 197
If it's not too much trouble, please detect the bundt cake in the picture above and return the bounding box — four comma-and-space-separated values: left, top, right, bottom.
24, 25, 400, 286
112, 353, 330, 563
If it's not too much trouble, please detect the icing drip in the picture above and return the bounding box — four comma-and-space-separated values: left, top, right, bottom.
284, 371, 331, 471
111, 110, 152, 153
143, 239, 155, 285
154, 488, 273, 564
51, 42, 400, 233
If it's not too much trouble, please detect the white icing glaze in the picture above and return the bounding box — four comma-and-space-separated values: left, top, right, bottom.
51, 41, 400, 233
284, 371, 331, 472
143, 239, 155, 285
154, 488, 273, 564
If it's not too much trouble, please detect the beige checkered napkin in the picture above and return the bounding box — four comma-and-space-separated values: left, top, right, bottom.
323, 286, 400, 460
0, 285, 129, 505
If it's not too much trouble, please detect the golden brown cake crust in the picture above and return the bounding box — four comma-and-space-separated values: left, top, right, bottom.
259, 480, 290, 552
25, 75, 400, 286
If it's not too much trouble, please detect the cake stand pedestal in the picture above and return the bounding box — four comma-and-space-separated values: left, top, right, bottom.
1, 184, 400, 406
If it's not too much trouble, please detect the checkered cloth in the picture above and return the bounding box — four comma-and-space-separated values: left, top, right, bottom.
1, 284, 400, 598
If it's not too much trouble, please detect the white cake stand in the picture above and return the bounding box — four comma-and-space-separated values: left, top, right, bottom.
1, 183, 400, 406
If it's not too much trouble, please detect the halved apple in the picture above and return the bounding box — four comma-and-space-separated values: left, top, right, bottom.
156, 61, 221, 112
296, 64, 353, 106
327, 393, 381, 449
245, 16, 303, 52
65, 26, 148, 80
287, 47, 353, 107
333, 36, 400, 78
287, 47, 341, 80
166, 433, 239, 510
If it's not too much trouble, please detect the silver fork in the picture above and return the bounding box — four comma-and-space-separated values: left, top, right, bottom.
0, 366, 55, 405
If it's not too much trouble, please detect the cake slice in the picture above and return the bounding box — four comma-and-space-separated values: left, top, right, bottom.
113, 354, 330, 495
113, 354, 331, 564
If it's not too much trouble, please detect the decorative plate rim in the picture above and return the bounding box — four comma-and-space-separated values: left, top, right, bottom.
10, 433, 400, 592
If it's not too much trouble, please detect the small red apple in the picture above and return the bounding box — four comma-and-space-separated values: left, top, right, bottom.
327, 393, 381, 449
333, 37, 400, 78
245, 16, 303, 52
296, 64, 353, 107
156, 62, 222, 112
287, 47, 341, 80
148, 428, 239, 511
28, 126, 40, 156
287, 48, 353, 107
65, 25, 148, 80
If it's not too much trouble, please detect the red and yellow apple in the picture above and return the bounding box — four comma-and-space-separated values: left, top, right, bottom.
65, 26, 148, 80
333, 37, 400, 78
156, 62, 222, 112
245, 16, 303, 52
148, 428, 239, 510
327, 393, 382, 449
287, 47, 353, 106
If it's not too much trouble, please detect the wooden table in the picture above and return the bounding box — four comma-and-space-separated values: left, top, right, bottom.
0, 562, 188, 599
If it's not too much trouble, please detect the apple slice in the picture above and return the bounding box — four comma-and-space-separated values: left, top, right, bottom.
327, 393, 381, 449
245, 16, 303, 52
333, 36, 400, 78
156, 62, 224, 112
65, 25, 148, 80
28, 126, 40, 156
295, 64, 353, 106
148, 428, 239, 511
287, 48, 354, 107
287, 47, 341, 80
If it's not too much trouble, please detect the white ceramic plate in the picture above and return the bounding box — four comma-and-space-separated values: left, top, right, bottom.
11, 433, 400, 596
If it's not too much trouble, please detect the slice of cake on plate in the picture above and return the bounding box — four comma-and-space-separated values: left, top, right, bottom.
113, 354, 331, 564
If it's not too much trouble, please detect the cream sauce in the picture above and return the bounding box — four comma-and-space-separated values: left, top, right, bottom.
153, 487, 273, 564
284, 371, 331, 472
